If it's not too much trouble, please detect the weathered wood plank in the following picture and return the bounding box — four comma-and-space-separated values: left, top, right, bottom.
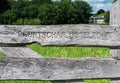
110, 49, 120, 59
0, 25, 120, 47
0, 57, 119, 80
110, 0, 120, 26
111, 79, 120, 83
110, 49, 120, 82
109, 1, 120, 82
0, 47, 43, 58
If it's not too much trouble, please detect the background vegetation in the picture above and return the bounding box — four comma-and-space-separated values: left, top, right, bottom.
0, 0, 92, 25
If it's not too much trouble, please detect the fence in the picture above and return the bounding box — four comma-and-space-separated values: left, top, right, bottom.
0, 1, 120, 83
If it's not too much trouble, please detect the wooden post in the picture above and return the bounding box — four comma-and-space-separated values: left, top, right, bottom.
110, 49, 120, 82
110, 49, 120, 83
110, 0, 120, 82
110, 0, 120, 26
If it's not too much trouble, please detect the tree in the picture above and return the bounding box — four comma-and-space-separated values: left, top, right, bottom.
0, 0, 10, 13
73, 0, 92, 23
31, 0, 52, 4
97, 9, 105, 15
21, 5, 38, 18
0, 10, 17, 24
104, 11, 110, 24
0, 0, 92, 25
38, 0, 92, 25
11, 0, 31, 18
56, 0, 79, 24
38, 1, 79, 24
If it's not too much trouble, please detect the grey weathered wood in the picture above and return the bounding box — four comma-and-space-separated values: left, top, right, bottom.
110, 0, 120, 26
111, 80, 120, 83
110, 0, 120, 82
111, 79, 120, 83
110, 49, 120, 59
0, 47, 43, 58
0, 57, 119, 80
0, 25, 120, 47
110, 49, 120, 82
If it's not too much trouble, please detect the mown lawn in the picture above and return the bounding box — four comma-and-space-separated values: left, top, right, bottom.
0, 44, 110, 83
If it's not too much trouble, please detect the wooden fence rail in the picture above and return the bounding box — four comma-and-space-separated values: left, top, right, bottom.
0, 57, 118, 81
0, 25, 120, 47
0, 0, 120, 83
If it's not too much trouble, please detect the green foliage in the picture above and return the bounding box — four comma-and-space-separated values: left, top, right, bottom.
0, 10, 17, 24
38, 3, 57, 25
55, 0, 78, 24
38, 0, 92, 24
93, 10, 110, 24
97, 9, 105, 15
16, 18, 41, 25
98, 13, 105, 16
38, 1, 80, 25
104, 11, 110, 24
20, 5, 38, 18
31, 0, 52, 4
11, 0, 30, 18
73, 0, 92, 23
0, 0, 92, 25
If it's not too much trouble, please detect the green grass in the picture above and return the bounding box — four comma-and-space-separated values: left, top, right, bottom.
0, 43, 110, 83
86, 80, 110, 83
28, 44, 109, 58
0, 52, 6, 56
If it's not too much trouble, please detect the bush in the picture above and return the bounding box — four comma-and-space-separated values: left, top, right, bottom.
0, 0, 92, 25
16, 18, 41, 25
104, 11, 110, 24
38, 0, 92, 25
0, 10, 17, 24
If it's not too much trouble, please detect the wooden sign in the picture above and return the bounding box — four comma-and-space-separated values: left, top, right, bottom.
0, 25, 119, 47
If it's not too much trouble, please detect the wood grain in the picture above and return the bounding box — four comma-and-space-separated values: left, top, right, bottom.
110, 49, 120, 60
0, 47, 43, 58
110, 0, 120, 26
0, 25, 120, 47
0, 57, 119, 80
110, 0, 120, 82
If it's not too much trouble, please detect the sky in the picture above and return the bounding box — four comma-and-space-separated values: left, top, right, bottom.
53, 0, 114, 13
83, 0, 114, 13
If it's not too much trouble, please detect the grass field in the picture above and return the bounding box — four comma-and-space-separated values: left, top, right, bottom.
0, 44, 110, 83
